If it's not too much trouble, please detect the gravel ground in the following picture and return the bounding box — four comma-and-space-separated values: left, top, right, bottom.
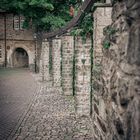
12, 84, 94, 140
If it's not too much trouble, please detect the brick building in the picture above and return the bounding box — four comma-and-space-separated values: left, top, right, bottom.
0, 11, 37, 71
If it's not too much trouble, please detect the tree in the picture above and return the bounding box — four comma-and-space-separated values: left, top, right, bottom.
0, 0, 81, 32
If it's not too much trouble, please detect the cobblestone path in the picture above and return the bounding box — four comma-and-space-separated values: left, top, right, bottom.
12, 85, 94, 140
0, 68, 37, 140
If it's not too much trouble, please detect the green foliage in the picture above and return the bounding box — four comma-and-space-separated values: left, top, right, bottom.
103, 26, 117, 36
72, 36, 76, 96
103, 40, 110, 49
112, 0, 118, 5
49, 46, 52, 75
0, 0, 79, 31
60, 44, 63, 87
70, 13, 93, 39
103, 25, 118, 49
90, 34, 93, 115
41, 15, 66, 30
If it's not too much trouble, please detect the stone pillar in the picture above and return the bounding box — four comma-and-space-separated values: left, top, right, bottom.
93, 7, 112, 65
40, 40, 50, 83
75, 37, 91, 115
61, 35, 74, 95
92, 6, 112, 140
52, 38, 61, 88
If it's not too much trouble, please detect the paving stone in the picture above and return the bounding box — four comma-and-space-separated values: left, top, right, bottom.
0, 68, 37, 140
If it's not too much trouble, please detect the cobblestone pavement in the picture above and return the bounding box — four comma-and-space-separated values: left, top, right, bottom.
0, 68, 37, 140
12, 83, 94, 140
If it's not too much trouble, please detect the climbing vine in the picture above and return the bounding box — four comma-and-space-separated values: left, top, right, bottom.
60, 42, 63, 87
72, 36, 76, 96
70, 13, 93, 40
103, 25, 118, 49
90, 32, 94, 115
103, 40, 111, 49
49, 43, 53, 74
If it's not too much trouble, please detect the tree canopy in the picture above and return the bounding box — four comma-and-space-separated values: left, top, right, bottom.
0, 0, 84, 31
0, 0, 94, 38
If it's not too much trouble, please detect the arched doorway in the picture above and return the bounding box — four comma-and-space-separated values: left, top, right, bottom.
12, 48, 29, 68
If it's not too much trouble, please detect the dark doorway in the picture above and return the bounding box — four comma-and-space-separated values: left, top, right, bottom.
13, 48, 29, 67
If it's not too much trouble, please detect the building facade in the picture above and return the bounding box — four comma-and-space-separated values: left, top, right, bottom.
0, 12, 36, 71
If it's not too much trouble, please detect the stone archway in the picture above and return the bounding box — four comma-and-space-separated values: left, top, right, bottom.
12, 48, 29, 68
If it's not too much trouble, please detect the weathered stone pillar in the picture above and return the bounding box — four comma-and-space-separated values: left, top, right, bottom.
52, 38, 61, 88
40, 40, 50, 83
93, 7, 112, 65
92, 6, 112, 140
75, 37, 91, 115
61, 35, 74, 95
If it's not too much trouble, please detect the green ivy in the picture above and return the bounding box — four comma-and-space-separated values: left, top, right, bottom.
90, 34, 93, 115
60, 42, 63, 87
70, 13, 93, 38
72, 36, 76, 96
103, 40, 110, 49
103, 26, 118, 49
103, 26, 117, 36
49, 44, 53, 74
112, 0, 118, 5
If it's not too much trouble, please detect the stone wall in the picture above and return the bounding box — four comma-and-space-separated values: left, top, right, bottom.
92, 1, 140, 140
0, 40, 5, 66
0, 13, 35, 70
0, 40, 35, 69
0, 14, 34, 40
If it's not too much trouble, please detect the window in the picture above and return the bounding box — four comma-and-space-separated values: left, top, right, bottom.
0, 46, 2, 58
20, 16, 25, 29
13, 15, 25, 30
14, 15, 20, 30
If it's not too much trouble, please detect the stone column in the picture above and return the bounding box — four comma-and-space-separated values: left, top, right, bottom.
61, 35, 74, 95
40, 40, 50, 84
93, 7, 112, 65
52, 38, 61, 88
92, 6, 112, 140
75, 37, 91, 115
